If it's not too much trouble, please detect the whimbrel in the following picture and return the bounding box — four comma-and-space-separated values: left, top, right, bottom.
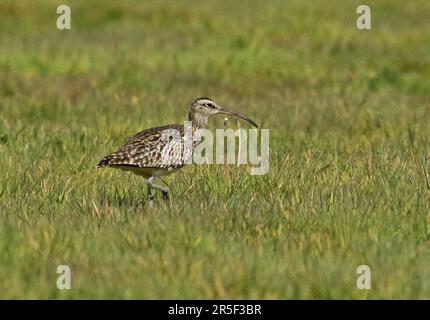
96, 97, 258, 202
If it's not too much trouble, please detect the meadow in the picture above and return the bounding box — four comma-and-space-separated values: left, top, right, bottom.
0, 0, 430, 299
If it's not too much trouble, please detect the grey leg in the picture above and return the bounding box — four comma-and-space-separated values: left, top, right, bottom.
147, 183, 154, 204
159, 177, 170, 200
147, 176, 170, 201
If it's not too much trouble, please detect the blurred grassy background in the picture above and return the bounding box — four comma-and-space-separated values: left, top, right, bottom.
0, 0, 430, 298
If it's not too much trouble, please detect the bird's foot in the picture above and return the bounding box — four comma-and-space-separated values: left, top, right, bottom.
147, 194, 154, 207
162, 191, 169, 201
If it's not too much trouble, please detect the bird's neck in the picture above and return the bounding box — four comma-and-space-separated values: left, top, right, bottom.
189, 112, 208, 129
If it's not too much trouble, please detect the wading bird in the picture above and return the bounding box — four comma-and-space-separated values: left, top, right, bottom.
96, 97, 258, 202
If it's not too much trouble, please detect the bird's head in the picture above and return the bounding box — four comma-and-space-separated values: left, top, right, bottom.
189, 97, 258, 128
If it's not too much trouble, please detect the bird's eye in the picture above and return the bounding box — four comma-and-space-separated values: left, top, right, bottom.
206, 103, 215, 108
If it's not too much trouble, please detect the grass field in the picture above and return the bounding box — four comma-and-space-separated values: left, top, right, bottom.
1, 0, 430, 299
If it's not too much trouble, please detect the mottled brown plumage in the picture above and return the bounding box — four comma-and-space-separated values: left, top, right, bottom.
97, 97, 258, 202
97, 124, 186, 171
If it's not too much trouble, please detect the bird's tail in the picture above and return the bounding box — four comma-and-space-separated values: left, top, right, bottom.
96, 156, 113, 168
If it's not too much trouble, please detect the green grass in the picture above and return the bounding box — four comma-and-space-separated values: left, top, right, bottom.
1, 0, 430, 299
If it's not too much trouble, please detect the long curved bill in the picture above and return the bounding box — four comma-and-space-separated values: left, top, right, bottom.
218, 108, 259, 128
